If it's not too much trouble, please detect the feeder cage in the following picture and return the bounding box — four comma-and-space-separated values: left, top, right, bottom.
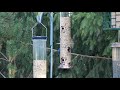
103, 12, 120, 30
111, 43, 120, 78
58, 12, 72, 69
32, 23, 47, 78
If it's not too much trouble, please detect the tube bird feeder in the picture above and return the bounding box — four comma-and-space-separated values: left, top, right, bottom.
58, 12, 72, 69
36, 12, 54, 78
32, 23, 47, 78
103, 12, 120, 78
111, 43, 120, 78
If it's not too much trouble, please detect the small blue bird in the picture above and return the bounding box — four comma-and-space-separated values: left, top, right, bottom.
58, 48, 60, 55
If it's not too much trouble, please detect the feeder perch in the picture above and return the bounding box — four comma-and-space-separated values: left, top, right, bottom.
32, 22, 47, 78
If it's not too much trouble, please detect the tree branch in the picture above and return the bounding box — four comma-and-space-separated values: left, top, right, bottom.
0, 52, 9, 61
0, 71, 6, 78
27, 71, 32, 78
27, 43, 112, 60
0, 58, 9, 62
46, 48, 112, 60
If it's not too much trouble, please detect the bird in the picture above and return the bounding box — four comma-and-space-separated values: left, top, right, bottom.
58, 48, 60, 55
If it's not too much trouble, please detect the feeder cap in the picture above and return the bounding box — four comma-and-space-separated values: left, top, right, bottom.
32, 36, 47, 39
111, 42, 120, 48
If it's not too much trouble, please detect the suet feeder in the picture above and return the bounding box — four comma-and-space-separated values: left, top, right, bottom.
58, 12, 72, 69
111, 42, 120, 78
103, 12, 120, 30
32, 23, 47, 78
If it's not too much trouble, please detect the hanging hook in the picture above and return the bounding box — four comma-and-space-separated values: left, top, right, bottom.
37, 12, 44, 23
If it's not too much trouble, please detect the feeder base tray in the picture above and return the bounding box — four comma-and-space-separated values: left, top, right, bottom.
58, 64, 72, 69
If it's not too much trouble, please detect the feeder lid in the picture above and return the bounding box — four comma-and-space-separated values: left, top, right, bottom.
111, 42, 120, 48
32, 36, 47, 39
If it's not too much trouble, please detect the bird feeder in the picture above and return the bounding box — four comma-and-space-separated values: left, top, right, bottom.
58, 12, 72, 69
111, 43, 120, 78
103, 12, 120, 30
32, 23, 47, 78
103, 12, 120, 78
